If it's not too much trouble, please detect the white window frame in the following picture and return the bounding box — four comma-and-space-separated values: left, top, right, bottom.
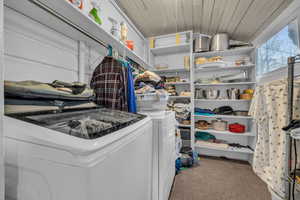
252, 0, 300, 83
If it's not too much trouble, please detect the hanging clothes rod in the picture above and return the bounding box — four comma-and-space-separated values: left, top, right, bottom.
27, 0, 108, 48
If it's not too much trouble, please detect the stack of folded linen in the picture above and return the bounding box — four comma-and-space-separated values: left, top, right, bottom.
4, 80, 96, 115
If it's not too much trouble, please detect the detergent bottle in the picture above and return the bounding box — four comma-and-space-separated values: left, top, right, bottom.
89, 0, 102, 25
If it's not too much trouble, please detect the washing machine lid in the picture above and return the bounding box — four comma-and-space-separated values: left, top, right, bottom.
139, 110, 174, 120
4, 112, 150, 156
17, 108, 146, 139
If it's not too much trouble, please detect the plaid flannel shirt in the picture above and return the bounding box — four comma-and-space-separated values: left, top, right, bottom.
90, 57, 128, 111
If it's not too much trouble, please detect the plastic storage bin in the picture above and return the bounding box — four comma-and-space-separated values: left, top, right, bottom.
136, 93, 169, 111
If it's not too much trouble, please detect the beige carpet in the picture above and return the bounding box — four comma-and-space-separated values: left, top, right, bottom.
169, 157, 271, 200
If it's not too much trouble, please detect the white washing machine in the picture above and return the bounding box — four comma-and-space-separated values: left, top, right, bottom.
140, 111, 176, 200
4, 109, 153, 200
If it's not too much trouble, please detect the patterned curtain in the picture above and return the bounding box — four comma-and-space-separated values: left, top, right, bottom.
249, 79, 300, 197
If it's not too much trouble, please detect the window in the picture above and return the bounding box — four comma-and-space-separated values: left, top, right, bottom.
256, 20, 300, 76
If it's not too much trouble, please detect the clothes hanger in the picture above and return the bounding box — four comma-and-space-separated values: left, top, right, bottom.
107, 45, 113, 57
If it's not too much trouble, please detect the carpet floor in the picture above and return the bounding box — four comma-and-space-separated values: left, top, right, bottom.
169, 157, 271, 200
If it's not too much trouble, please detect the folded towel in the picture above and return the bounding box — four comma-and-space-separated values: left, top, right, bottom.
195, 108, 215, 114
195, 112, 215, 116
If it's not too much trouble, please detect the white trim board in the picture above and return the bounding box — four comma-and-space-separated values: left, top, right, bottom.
251, 0, 300, 84
252, 0, 300, 47
257, 63, 300, 85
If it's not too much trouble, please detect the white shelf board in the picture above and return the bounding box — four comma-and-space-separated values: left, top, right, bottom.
195, 129, 255, 137
195, 143, 254, 154
165, 82, 191, 85
153, 68, 190, 73
195, 64, 255, 72
194, 99, 251, 102
169, 96, 191, 99
194, 46, 255, 57
150, 43, 190, 56
194, 114, 252, 120
194, 82, 256, 86
177, 124, 191, 128
4, 0, 152, 69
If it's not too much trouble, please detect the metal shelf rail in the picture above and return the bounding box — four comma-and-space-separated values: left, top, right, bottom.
286, 55, 300, 200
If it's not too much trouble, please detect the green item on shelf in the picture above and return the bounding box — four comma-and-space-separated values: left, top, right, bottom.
89, 8, 102, 25
195, 131, 216, 141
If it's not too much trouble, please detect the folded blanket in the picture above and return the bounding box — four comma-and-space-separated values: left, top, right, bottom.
50, 80, 86, 95
5, 98, 98, 114
195, 131, 216, 141
5, 80, 94, 101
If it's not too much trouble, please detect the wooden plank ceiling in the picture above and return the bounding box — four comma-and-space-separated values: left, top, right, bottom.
115, 0, 293, 42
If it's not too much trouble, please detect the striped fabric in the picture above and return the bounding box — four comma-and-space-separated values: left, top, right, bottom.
90, 57, 128, 111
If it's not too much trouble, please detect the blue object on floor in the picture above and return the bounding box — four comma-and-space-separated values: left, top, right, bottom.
175, 158, 182, 173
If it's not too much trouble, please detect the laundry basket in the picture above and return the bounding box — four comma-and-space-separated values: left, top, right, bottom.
136, 92, 169, 111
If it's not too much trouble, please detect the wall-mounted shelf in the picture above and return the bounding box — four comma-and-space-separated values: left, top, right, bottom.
194, 82, 256, 86
195, 64, 255, 72
194, 114, 252, 120
194, 99, 251, 102
153, 68, 190, 73
4, 0, 152, 69
148, 31, 256, 163
148, 31, 193, 150
169, 96, 191, 99
195, 143, 254, 154
165, 82, 191, 85
192, 45, 256, 163
195, 129, 255, 137
194, 46, 255, 58
177, 124, 191, 128
150, 43, 190, 56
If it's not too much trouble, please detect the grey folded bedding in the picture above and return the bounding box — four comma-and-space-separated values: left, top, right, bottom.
5, 80, 95, 101
5, 98, 98, 115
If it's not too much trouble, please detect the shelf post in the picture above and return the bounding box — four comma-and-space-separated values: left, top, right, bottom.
0, 0, 4, 199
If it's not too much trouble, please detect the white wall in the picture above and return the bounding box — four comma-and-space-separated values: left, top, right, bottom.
4, 8, 79, 82
4, 1, 147, 84
0, 1, 4, 200
84, 45, 106, 84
